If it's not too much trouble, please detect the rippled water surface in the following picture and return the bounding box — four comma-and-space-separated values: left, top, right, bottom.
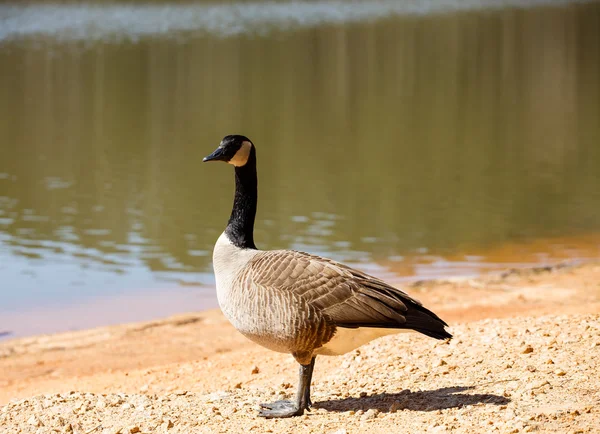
1, 0, 600, 337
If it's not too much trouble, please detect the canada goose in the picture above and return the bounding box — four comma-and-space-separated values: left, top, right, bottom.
203, 135, 452, 418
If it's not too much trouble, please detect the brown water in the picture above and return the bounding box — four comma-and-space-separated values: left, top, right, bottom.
1, 1, 600, 337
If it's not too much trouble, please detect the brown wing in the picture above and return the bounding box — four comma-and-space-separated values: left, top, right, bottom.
244, 250, 451, 340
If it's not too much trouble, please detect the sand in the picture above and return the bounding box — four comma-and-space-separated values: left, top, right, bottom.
1, 261, 599, 433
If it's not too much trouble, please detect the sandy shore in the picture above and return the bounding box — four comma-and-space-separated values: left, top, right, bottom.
1, 261, 599, 433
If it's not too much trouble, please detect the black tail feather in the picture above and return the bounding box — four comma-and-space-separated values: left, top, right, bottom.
403, 305, 453, 340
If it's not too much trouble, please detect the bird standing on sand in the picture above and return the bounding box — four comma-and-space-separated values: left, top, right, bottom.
203, 135, 452, 418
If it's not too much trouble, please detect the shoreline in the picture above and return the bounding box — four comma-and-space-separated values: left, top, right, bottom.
2, 237, 599, 341
1, 261, 599, 433
0, 257, 593, 342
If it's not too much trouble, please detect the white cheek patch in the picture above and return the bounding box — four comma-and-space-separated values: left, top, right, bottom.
228, 141, 252, 167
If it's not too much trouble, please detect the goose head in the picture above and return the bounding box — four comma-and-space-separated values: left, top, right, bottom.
203, 135, 254, 167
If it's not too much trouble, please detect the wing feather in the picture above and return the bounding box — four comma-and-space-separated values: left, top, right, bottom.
243, 250, 451, 340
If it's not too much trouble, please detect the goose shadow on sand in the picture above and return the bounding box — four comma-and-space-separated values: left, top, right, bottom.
315, 386, 510, 413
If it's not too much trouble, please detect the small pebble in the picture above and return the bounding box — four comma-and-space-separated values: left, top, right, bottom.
27, 415, 41, 427
389, 400, 404, 413
528, 380, 549, 390
361, 409, 379, 420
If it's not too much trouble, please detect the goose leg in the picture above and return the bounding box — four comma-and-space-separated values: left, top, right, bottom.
259, 357, 316, 418
303, 357, 316, 408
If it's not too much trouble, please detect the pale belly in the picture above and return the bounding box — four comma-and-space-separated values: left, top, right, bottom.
314, 327, 413, 356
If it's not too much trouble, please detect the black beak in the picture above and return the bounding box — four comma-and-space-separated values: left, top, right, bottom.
203, 146, 227, 163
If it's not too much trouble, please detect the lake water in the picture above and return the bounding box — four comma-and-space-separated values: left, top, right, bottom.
1, 0, 600, 337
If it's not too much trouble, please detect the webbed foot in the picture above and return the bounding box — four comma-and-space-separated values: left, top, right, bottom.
259, 400, 304, 418
258, 357, 316, 419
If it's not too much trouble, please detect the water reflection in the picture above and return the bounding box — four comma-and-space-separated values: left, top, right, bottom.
0, 1, 600, 333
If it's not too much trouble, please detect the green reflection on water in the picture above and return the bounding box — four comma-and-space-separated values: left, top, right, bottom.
0, 2, 599, 304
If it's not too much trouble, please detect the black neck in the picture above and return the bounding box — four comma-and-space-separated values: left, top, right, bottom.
225, 147, 258, 249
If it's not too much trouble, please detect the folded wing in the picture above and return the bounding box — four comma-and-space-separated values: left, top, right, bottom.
243, 250, 451, 340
